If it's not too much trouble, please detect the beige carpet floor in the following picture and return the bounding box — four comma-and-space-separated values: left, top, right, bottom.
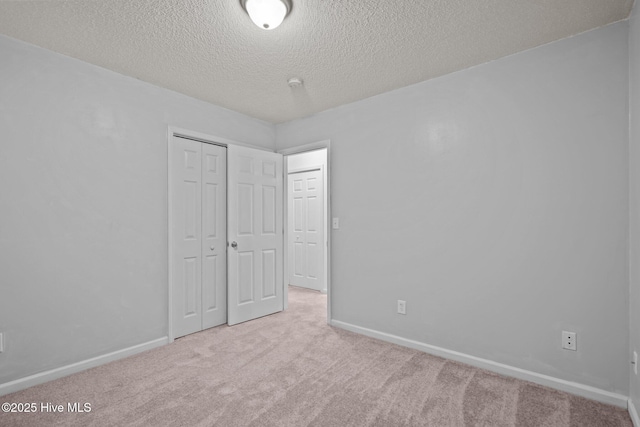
0, 286, 633, 426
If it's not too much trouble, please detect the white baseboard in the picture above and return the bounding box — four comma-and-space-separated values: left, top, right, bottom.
0, 336, 169, 397
330, 320, 628, 408
630, 399, 640, 426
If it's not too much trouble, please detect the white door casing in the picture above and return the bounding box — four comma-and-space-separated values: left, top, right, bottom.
288, 169, 324, 291
227, 145, 284, 326
170, 136, 226, 338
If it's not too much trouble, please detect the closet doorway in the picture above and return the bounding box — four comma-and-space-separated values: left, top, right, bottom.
169, 131, 284, 339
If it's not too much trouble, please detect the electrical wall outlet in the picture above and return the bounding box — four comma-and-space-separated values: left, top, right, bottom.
397, 300, 406, 315
0, 333, 4, 353
634, 351, 638, 375
562, 331, 577, 351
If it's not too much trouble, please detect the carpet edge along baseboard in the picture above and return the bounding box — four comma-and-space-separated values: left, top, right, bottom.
330, 319, 628, 409
0, 336, 169, 397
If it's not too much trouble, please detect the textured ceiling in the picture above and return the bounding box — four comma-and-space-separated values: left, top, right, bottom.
0, 0, 634, 123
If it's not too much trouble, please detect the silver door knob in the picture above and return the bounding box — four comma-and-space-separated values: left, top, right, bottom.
210, 246, 215, 251
231, 241, 238, 249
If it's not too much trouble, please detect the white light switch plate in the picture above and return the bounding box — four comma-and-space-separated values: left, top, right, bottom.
332, 218, 339, 229
0, 333, 4, 353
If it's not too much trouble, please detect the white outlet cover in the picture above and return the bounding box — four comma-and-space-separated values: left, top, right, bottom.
332, 218, 339, 229
634, 351, 638, 375
397, 300, 406, 315
0, 332, 4, 353
562, 331, 577, 351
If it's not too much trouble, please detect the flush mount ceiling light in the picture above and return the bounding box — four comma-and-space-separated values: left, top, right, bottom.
240, 0, 292, 30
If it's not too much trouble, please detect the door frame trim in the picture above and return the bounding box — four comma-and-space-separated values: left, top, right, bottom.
279, 140, 332, 324
167, 126, 275, 342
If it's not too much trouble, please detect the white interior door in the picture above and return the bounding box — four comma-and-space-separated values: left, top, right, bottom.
288, 169, 324, 291
170, 136, 226, 338
227, 145, 283, 326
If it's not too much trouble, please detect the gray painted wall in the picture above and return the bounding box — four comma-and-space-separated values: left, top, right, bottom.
0, 35, 275, 384
629, 0, 640, 410
277, 22, 630, 394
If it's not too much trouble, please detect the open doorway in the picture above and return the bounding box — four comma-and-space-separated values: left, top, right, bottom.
280, 142, 331, 323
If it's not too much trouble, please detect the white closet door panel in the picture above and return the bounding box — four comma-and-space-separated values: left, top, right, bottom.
201, 143, 227, 329
228, 145, 283, 326
171, 137, 203, 338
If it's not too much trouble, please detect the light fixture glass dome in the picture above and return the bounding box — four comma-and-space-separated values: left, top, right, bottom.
242, 0, 291, 30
